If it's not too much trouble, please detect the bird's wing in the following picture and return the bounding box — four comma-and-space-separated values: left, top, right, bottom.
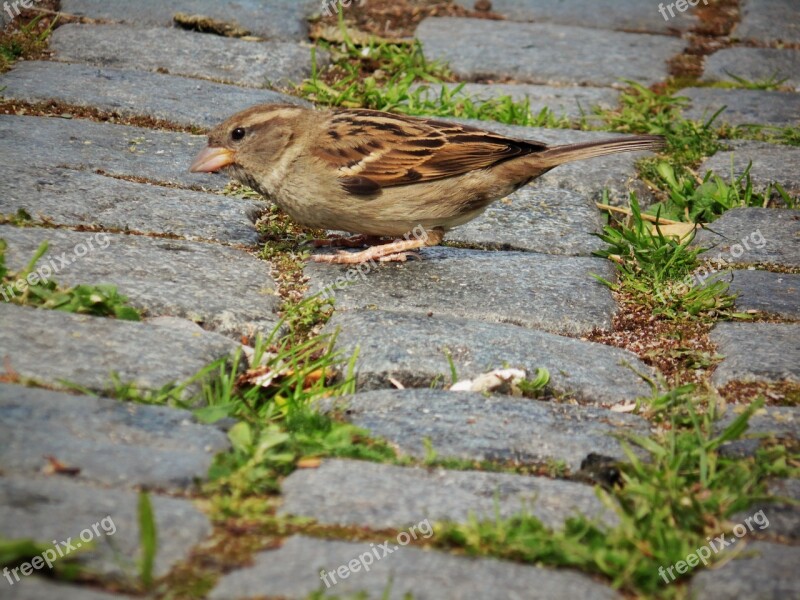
312, 109, 547, 195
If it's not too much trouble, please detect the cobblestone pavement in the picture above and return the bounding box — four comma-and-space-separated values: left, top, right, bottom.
0, 1, 798, 599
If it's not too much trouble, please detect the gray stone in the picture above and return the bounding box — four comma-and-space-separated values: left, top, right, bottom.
0, 115, 226, 191
729, 478, 800, 542
320, 389, 650, 472
768, 477, 800, 500
710, 322, 800, 386
0, 61, 309, 131
717, 405, 797, 439
209, 534, 620, 600
0, 163, 265, 246
6, 578, 133, 599
701, 48, 800, 91
444, 118, 658, 205
0, 384, 229, 491
0, 303, 238, 395
699, 141, 800, 200
735, 0, 800, 44
325, 310, 655, 405
717, 269, 800, 319
446, 185, 608, 255
688, 541, 800, 599
416, 18, 685, 87
716, 405, 799, 458
61, 0, 317, 41
0, 476, 211, 581
279, 459, 618, 529
308, 247, 616, 336
410, 82, 619, 120
51, 24, 320, 88
678, 87, 800, 127
0, 225, 281, 338
456, 0, 697, 34
694, 208, 800, 268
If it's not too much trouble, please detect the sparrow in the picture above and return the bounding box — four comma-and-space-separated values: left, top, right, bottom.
190, 104, 664, 264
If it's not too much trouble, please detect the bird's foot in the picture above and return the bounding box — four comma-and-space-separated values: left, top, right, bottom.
311, 238, 429, 264
378, 251, 421, 263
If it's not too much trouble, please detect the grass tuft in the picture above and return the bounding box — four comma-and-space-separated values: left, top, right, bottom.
108, 318, 395, 514
435, 389, 794, 597
593, 194, 740, 321
0, 239, 140, 320
711, 71, 790, 91
0, 13, 57, 72
645, 161, 794, 222
296, 8, 561, 127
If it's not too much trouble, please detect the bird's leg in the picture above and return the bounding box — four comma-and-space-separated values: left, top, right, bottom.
310, 234, 388, 248
311, 229, 444, 264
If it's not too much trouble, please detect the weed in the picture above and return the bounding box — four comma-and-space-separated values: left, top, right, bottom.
768, 125, 800, 147
0, 240, 140, 320
402, 83, 576, 127
518, 367, 551, 398
138, 491, 157, 590
297, 9, 450, 110
282, 294, 336, 341
296, 9, 553, 127
593, 79, 797, 211
594, 194, 739, 321
0, 536, 89, 582
434, 390, 794, 597
257, 210, 333, 337
104, 319, 395, 512
220, 181, 264, 202
0, 13, 57, 72
0, 208, 33, 226
712, 72, 790, 91
646, 161, 790, 222
595, 81, 720, 180
204, 337, 396, 508
722, 123, 800, 148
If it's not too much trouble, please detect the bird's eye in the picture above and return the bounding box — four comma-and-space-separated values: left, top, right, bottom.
231, 127, 246, 141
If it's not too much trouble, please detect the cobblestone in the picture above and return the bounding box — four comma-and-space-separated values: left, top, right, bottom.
417, 18, 685, 87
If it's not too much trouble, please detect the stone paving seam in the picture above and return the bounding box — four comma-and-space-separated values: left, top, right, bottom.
0, 225, 283, 340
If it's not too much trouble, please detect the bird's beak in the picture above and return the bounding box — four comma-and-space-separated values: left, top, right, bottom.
189, 146, 235, 173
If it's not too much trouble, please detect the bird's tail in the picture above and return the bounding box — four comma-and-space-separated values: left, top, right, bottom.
537, 135, 665, 168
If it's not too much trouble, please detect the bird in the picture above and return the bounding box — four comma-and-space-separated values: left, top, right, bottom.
190, 103, 664, 264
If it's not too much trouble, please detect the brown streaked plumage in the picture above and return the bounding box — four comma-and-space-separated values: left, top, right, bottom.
190, 104, 665, 263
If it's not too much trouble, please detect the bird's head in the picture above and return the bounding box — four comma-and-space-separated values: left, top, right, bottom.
189, 103, 308, 182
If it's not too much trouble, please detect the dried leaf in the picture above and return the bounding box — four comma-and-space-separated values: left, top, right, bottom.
42, 455, 81, 476
649, 222, 698, 240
